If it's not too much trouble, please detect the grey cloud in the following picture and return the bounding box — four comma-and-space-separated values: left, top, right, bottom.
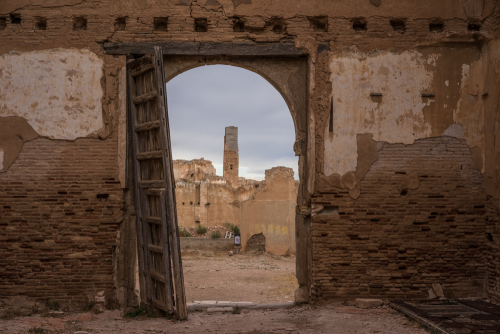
167, 64, 298, 180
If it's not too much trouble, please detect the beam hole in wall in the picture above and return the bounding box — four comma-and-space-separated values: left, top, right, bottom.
429, 19, 444, 33
73, 16, 87, 30
390, 18, 406, 33
467, 18, 481, 31
232, 17, 245, 32
97, 193, 109, 201
154, 17, 168, 32
194, 18, 208, 32
308, 16, 328, 32
267, 17, 286, 34
352, 18, 367, 32
166, 63, 299, 304
10, 13, 21, 25
114, 17, 127, 31
35, 17, 47, 30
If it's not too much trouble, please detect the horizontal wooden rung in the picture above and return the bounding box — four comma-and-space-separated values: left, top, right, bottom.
134, 120, 160, 132
148, 244, 164, 254
150, 270, 167, 283
151, 298, 170, 312
144, 188, 166, 196
146, 216, 162, 224
130, 63, 155, 77
137, 150, 162, 160
133, 90, 158, 104
139, 180, 166, 188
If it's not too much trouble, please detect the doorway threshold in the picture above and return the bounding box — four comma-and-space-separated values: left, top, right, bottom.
188, 301, 295, 312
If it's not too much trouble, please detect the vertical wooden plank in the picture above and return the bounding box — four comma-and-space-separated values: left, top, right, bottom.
127, 68, 148, 305
153, 46, 187, 319
160, 191, 174, 312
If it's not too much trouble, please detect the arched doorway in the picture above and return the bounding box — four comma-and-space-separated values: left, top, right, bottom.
167, 63, 300, 304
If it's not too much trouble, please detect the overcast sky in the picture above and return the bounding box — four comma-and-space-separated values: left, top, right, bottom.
166, 64, 298, 181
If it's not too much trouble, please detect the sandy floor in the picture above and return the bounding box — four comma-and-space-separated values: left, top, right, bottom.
0, 304, 430, 334
0, 251, 430, 333
182, 250, 297, 304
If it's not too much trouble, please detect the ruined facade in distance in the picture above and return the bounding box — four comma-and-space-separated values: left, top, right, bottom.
173, 126, 298, 255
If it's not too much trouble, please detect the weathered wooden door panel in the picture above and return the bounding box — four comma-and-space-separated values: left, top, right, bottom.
127, 46, 187, 319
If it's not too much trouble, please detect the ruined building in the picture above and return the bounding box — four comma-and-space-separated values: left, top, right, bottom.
1, 0, 500, 310
173, 127, 297, 255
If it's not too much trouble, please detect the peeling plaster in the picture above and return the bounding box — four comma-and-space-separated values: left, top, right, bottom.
0, 49, 104, 140
325, 51, 436, 176
454, 59, 486, 171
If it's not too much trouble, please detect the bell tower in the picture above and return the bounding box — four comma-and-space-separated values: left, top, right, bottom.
223, 126, 239, 187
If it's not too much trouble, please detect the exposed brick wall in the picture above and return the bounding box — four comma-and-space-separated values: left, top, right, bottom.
0, 137, 123, 306
486, 198, 500, 303
311, 137, 487, 301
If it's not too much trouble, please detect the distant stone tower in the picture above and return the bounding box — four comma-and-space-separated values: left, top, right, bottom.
223, 126, 239, 187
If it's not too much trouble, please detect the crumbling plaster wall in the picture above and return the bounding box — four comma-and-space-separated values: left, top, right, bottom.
240, 167, 298, 255
1, 0, 500, 307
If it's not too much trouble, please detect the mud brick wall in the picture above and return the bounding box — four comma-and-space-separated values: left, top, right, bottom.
311, 137, 487, 300
0, 137, 123, 306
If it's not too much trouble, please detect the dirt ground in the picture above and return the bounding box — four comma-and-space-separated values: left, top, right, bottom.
0, 251, 430, 333
182, 250, 297, 304
0, 304, 430, 334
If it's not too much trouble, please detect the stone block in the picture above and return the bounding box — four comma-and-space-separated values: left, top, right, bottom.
354, 298, 384, 309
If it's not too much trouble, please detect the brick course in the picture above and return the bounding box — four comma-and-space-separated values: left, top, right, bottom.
0, 137, 122, 306
311, 137, 487, 300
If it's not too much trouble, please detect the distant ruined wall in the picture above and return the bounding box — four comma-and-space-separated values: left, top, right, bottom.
1, 0, 500, 307
240, 167, 298, 255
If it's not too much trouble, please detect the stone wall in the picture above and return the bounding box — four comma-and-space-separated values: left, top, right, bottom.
0, 0, 499, 307
240, 167, 298, 255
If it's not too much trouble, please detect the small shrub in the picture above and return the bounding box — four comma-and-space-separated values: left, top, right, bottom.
124, 305, 157, 318
232, 225, 240, 235
211, 231, 221, 239
179, 229, 192, 237
195, 224, 207, 235
232, 306, 241, 314
223, 222, 240, 235
28, 327, 48, 334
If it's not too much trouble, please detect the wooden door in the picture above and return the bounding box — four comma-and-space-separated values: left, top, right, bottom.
127, 46, 187, 319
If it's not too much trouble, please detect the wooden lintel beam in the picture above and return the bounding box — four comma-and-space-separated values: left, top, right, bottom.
104, 42, 305, 57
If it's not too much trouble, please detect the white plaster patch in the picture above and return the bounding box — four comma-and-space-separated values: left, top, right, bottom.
0, 49, 104, 140
325, 51, 436, 176
0, 146, 4, 171
442, 124, 464, 139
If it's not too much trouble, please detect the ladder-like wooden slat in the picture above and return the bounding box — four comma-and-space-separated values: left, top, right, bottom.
137, 150, 162, 160
134, 120, 160, 132
151, 298, 169, 312
133, 90, 158, 104
150, 270, 166, 283
130, 63, 155, 77
148, 244, 163, 254
153, 46, 187, 320
128, 46, 185, 319
127, 66, 149, 306
146, 216, 162, 225
144, 188, 166, 196
139, 180, 166, 188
